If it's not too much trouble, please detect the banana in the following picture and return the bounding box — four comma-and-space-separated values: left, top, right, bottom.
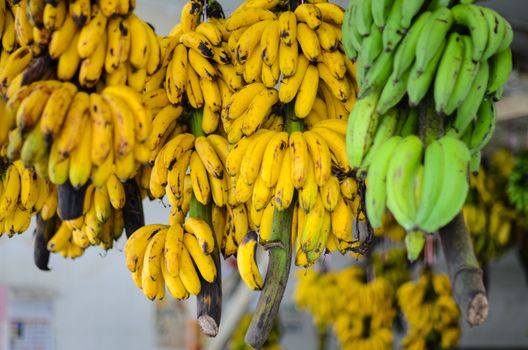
297, 23, 320, 63
2, 10, 16, 52
298, 155, 318, 213
178, 247, 201, 295
278, 11, 296, 46
226, 8, 276, 31
105, 18, 129, 74
57, 31, 82, 81
194, 136, 224, 179
377, 68, 411, 115
164, 223, 184, 276
89, 93, 113, 166
294, 3, 322, 30
40, 83, 77, 143
371, 0, 392, 28
235, 20, 270, 64
301, 195, 328, 262
481, 7, 505, 61
188, 49, 216, 80
200, 78, 222, 113
19, 168, 38, 211
313, 126, 351, 173
487, 47, 512, 94
48, 141, 70, 185
354, 0, 372, 36
16, 88, 50, 133
43, 1, 66, 31
304, 130, 332, 187
331, 196, 353, 244
225, 82, 266, 121
386, 135, 424, 230
415, 7, 453, 75
260, 20, 280, 66
141, 228, 167, 300
315, 2, 344, 25
69, 116, 92, 188
55, 91, 90, 159
295, 64, 319, 118
237, 231, 263, 290
162, 133, 195, 170
407, 40, 446, 107
320, 175, 340, 212
279, 54, 309, 103
346, 91, 381, 169
252, 175, 272, 212
216, 64, 243, 91
360, 108, 399, 170
497, 15, 513, 53
360, 24, 383, 69
419, 136, 470, 232
382, 0, 405, 52
190, 151, 210, 205
392, 11, 432, 80
144, 23, 161, 75
127, 14, 150, 70
316, 22, 339, 52
102, 93, 136, 159
184, 217, 215, 255
259, 198, 274, 240
0, 46, 32, 88
453, 60, 489, 135
69, 0, 91, 26
125, 224, 167, 273
47, 222, 72, 252
469, 98, 495, 153
341, 0, 361, 59
183, 233, 216, 283
434, 32, 465, 115
180, 31, 215, 59
361, 50, 394, 98
14, 1, 34, 46
258, 131, 287, 188
106, 174, 125, 210
186, 63, 204, 108
79, 32, 107, 88
242, 88, 279, 136
289, 131, 308, 189
444, 35, 479, 116
451, 4, 489, 61
274, 149, 294, 211
401, 0, 425, 29
239, 131, 274, 186
77, 4, 107, 59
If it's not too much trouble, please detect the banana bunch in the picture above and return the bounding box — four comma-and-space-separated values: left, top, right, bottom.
228, 313, 282, 350
46, 219, 86, 259
372, 247, 410, 291
295, 266, 394, 350
124, 216, 218, 301
0, 160, 51, 236
365, 134, 471, 235
4, 81, 154, 187
507, 153, 528, 214
373, 213, 406, 242
163, 1, 237, 135
225, 0, 357, 120
398, 269, 460, 350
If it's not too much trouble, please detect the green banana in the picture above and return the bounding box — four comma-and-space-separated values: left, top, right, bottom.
371, 0, 393, 28
414, 7, 453, 74
414, 139, 444, 228
382, 0, 405, 52
386, 135, 424, 231
356, 0, 373, 36
427, 0, 451, 11
451, 4, 489, 61
496, 15, 513, 53
434, 32, 464, 115
487, 47, 512, 94
360, 108, 399, 170
469, 98, 495, 153
443, 35, 479, 116
419, 136, 470, 233
346, 90, 381, 169
360, 23, 383, 69
401, 0, 425, 29
481, 6, 506, 60
377, 68, 410, 114
453, 59, 489, 135
361, 50, 395, 97
342, 0, 359, 60
469, 151, 481, 175
392, 11, 431, 80
407, 40, 446, 106
365, 136, 403, 228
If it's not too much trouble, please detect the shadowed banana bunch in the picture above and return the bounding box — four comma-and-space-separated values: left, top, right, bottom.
224, 0, 357, 121
124, 216, 217, 301
4, 81, 154, 187
398, 269, 461, 350
0, 160, 51, 236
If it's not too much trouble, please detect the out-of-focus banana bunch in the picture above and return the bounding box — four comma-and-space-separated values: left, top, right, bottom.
507, 152, 528, 214
224, 0, 356, 123
295, 266, 394, 350
0, 159, 51, 236
124, 215, 218, 301
372, 247, 410, 291
374, 212, 406, 242
3, 81, 153, 187
343, 0, 514, 248
398, 269, 460, 350
464, 149, 528, 259
229, 313, 282, 350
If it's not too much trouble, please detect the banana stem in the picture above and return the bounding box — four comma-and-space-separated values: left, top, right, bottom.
123, 179, 145, 238
284, 102, 304, 133
190, 191, 223, 337
57, 180, 89, 220
418, 95, 444, 145
34, 214, 58, 271
245, 203, 294, 349
438, 213, 489, 327
190, 108, 205, 138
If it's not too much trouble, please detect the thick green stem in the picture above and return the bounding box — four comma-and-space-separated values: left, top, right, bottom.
190, 108, 222, 337
418, 95, 444, 146
284, 103, 304, 133
245, 203, 294, 349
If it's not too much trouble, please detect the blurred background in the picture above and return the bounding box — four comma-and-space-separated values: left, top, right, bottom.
1, 0, 528, 349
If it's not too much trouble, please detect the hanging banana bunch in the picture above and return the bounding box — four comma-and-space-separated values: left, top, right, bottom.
342, 0, 514, 257
398, 268, 461, 350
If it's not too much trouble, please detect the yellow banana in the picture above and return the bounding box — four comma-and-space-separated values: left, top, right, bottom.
69, 116, 93, 188
274, 149, 294, 211
237, 231, 263, 290
184, 217, 216, 255
278, 11, 297, 45
183, 233, 217, 283
190, 151, 210, 205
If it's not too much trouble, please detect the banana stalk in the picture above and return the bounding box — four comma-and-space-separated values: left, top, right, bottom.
34, 214, 58, 271
439, 213, 488, 327
123, 179, 145, 238
418, 95, 444, 146
57, 180, 89, 220
245, 103, 296, 349
191, 108, 222, 337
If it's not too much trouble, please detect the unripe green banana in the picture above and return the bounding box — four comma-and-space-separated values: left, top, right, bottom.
392, 11, 431, 80
443, 35, 479, 116
407, 40, 446, 106
434, 32, 465, 115
450, 4, 489, 61
398, 108, 419, 137
386, 135, 423, 230
360, 108, 399, 171
360, 23, 383, 69
414, 7, 453, 75
481, 7, 506, 60
377, 68, 410, 115
401, 0, 426, 29
487, 47, 512, 94
365, 136, 403, 228
371, 0, 393, 28
469, 98, 495, 153
361, 50, 395, 98
355, 0, 373, 36
382, 0, 405, 52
